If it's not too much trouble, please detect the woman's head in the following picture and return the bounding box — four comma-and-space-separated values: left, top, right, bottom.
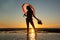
26, 6, 32, 11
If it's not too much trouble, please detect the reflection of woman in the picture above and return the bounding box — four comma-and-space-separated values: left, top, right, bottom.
24, 6, 39, 32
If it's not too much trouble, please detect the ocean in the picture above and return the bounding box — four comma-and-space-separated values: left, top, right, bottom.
0, 29, 60, 40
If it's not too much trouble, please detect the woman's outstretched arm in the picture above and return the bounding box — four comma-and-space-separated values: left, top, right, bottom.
33, 14, 42, 24
33, 14, 39, 20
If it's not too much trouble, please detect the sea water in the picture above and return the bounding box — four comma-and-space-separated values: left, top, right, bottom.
0, 30, 60, 40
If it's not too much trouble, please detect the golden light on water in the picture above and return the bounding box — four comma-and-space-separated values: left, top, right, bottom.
29, 28, 36, 40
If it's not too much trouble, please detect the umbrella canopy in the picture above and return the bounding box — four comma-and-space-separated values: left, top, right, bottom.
22, 3, 35, 15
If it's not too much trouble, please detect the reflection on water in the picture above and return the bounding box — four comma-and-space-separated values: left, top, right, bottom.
0, 30, 60, 40
28, 28, 36, 40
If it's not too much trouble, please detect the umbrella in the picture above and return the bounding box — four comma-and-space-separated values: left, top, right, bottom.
22, 3, 35, 15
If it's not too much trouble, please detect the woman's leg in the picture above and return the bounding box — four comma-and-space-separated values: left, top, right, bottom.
30, 20, 35, 30
26, 19, 29, 40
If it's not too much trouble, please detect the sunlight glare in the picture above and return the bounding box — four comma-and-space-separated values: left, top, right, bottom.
29, 28, 36, 40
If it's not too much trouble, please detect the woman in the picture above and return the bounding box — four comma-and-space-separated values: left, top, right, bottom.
24, 6, 38, 40
24, 6, 39, 31
23, 6, 42, 40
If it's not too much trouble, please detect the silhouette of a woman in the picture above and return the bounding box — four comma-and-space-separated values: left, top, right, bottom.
24, 6, 38, 31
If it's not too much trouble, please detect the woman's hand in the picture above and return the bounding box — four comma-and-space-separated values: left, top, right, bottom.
24, 14, 26, 16
23, 14, 27, 17
37, 19, 42, 25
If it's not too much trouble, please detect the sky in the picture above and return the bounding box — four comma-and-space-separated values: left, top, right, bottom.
0, 0, 60, 28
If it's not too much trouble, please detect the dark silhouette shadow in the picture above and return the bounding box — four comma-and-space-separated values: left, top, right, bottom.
23, 6, 42, 40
